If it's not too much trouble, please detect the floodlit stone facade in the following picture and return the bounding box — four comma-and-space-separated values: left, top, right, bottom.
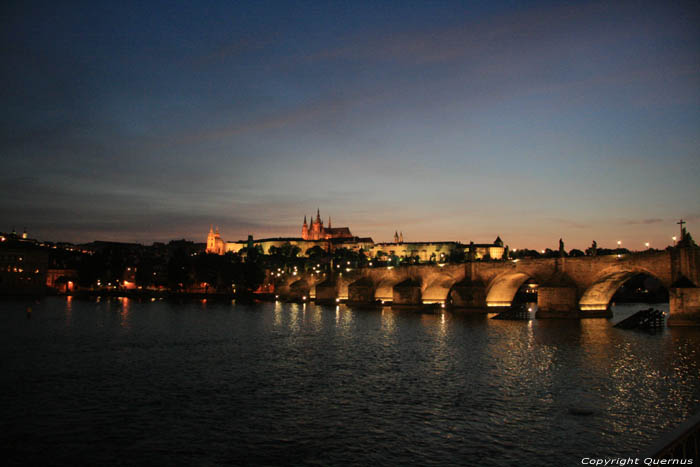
302, 209, 354, 241
205, 212, 505, 261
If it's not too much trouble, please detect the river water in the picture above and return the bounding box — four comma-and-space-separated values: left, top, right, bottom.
1, 297, 698, 466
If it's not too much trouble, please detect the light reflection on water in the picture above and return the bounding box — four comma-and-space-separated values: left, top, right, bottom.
64, 295, 72, 326
119, 297, 131, 329
0, 298, 697, 466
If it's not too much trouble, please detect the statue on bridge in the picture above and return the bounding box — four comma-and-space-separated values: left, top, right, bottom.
676, 219, 697, 248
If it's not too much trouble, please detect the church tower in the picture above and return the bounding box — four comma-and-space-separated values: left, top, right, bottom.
302, 215, 309, 240
206, 225, 226, 255
206, 225, 216, 252
311, 208, 323, 240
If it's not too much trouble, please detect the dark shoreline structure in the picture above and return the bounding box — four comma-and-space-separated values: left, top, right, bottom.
640, 411, 700, 461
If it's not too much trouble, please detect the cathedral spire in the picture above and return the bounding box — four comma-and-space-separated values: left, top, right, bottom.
303, 215, 307, 225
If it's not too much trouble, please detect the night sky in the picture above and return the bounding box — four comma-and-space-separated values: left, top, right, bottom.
3, 0, 699, 249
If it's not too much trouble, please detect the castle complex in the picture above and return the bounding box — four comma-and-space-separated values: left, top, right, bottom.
206, 210, 506, 261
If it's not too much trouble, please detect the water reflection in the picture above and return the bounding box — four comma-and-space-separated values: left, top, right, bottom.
288, 303, 300, 332
335, 305, 355, 332
1, 298, 696, 467
305, 303, 323, 332
119, 297, 131, 329
380, 307, 396, 336
64, 295, 72, 326
273, 300, 283, 327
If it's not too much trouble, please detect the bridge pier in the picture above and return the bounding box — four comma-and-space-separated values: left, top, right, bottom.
347, 278, 376, 305
668, 286, 700, 326
392, 279, 422, 309
284, 279, 310, 302
536, 284, 584, 318
449, 281, 486, 310
314, 279, 338, 305
536, 272, 613, 318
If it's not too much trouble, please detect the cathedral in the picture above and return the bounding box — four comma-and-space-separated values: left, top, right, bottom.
302, 209, 353, 241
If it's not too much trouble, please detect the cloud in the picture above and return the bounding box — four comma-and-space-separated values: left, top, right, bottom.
623, 218, 664, 225
167, 90, 382, 146
299, 2, 617, 66
188, 34, 280, 67
545, 218, 589, 229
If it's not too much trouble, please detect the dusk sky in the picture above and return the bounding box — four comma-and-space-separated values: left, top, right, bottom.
3, 0, 699, 250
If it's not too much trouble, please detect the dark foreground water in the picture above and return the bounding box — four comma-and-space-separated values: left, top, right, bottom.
1, 297, 698, 466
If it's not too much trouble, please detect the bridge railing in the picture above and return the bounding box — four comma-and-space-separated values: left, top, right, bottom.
640, 411, 700, 460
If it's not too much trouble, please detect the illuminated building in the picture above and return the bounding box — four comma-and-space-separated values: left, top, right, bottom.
207, 210, 371, 256
46, 268, 78, 293
302, 209, 354, 240
0, 241, 49, 294
205, 213, 506, 262
206, 226, 226, 255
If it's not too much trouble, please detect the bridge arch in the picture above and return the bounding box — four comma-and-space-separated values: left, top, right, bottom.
579, 267, 668, 311
485, 272, 534, 308
375, 277, 403, 302
422, 277, 459, 303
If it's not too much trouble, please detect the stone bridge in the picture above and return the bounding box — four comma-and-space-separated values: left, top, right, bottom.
274, 246, 700, 326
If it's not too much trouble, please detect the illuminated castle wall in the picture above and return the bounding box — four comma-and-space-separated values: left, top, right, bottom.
205, 211, 505, 261
206, 210, 361, 256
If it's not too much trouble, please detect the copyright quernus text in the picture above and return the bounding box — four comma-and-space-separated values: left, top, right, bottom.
581, 459, 693, 466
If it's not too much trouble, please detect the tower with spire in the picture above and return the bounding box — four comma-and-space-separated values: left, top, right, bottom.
206, 225, 225, 254
302, 215, 309, 239
300, 209, 353, 241
207, 225, 215, 251
311, 208, 323, 239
